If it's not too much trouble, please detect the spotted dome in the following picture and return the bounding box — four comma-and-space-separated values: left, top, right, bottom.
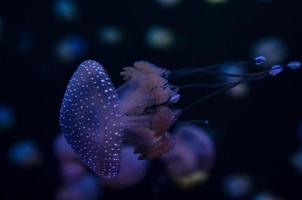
60, 60, 124, 179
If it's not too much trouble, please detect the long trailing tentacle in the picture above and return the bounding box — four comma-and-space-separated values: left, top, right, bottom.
170, 56, 267, 79
176, 58, 301, 112
182, 76, 256, 112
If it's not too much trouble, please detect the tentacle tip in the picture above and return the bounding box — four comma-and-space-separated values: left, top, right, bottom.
254, 56, 267, 65
169, 94, 181, 104
269, 65, 284, 76
287, 61, 301, 70
202, 120, 210, 125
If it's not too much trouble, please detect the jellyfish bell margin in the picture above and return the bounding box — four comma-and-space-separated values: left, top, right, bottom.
60, 60, 179, 179
60, 57, 301, 179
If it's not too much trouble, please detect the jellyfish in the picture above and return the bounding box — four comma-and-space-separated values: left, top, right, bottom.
8, 139, 42, 167
53, 134, 77, 162
155, 0, 183, 8
53, 135, 87, 183
16, 32, 33, 56
60, 60, 178, 179
97, 25, 124, 46
54, 134, 102, 200
54, 35, 87, 63
223, 174, 253, 199
145, 26, 175, 50
252, 191, 284, 200
289, 147, 302, 174
205, 0, 228, 5
288, 120, 302, 173
56, 174, 101, 200
0, 104, 15, 130
60, 57, 300, 179
161, 124, 215, 187
53, 0, 79, 22
219, 64, 250, 99
102, 145, 150, 189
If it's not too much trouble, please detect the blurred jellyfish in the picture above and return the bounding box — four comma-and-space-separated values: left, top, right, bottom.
54, 35, 87, 63
252, 191, 284, 200
0, 104, 15, 130
53, 134, 77, 162
289, 122, 302, 173
53, 0, 78, 22
60, 161, 87, 184
161, 124, 215, 187
204, 0, 228, 5
251, 37, 289, 66
53, 135, 87, 183
8, 140, 42, 167
155, 0, 182, 7
289, 148, 302, 174
97, 25, 124, 46
297, 120, 302, 143
220, 65, 246, 83
60, 55, 299, 178
223, 174, 253, 199
56, 174, 101, 200
16, 32, 33, 56
145, 26, 175, 50
102, 145, 149, 189
227, 83, 250, 99
220, 65, 250, 99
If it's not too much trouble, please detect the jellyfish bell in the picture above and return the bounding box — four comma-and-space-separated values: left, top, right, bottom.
297, 120, 302, 144
0, 104, 15, 131
53, 0, 79, 22
60, 60, 179, 179
155, 0, 183, 8
161, 124, 215, 187
54, 35, 87, 63
8, 140, 42, 167
53, 134, 77, 162
289, 147, 302, 174
145, 26, 175, 50
102, 145, 149, 189
223, 174, 253, 199
97, 25, 124, 46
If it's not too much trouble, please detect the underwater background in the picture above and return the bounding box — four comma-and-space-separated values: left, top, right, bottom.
1, 0, 302, 199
